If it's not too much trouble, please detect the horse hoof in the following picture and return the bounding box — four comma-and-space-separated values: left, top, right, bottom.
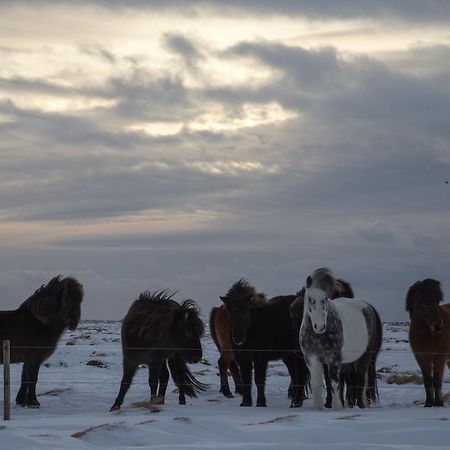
424, 402, 433, 408
324, 403, 332, 409
240, 401, 252, 407
434, 401, 444, 407
110, 404, 121, 412
290, 402, 303, 408
150, 396, 165, 405
27, 403, 40, 409
256, 403, 267, 407
225, 393, 234, 398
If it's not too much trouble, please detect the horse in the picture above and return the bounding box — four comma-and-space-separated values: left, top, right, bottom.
209, 305, 243, 398
220, 279, 310, 408
299, 268, 382, 410
0, 275, 84, 408
111, 291, 207, 411
290, 274, 358, 408
406, 279, 450, 407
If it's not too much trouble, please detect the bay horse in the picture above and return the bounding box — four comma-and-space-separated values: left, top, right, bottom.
0, 275, 84, 408
111, 291, 207, 411
406, 279, 450, 407
290, 273, 359, 408
209, 305, 243, 398
220, 279, 310, 408
299, 268, 382, 410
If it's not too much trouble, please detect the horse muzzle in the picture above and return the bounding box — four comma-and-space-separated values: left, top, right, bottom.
233, 338, 246, 346
430, 324, 444, 336
313, 324, 326, 334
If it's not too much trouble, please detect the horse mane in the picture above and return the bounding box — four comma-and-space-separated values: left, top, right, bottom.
18, 275, 76, 324
308, 268, 341, 298
406, 279, 443, 315
125, 290, 204, 340
224, 279, 267, 305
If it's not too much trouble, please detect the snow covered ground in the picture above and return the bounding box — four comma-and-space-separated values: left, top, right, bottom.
2, 321, 450, 449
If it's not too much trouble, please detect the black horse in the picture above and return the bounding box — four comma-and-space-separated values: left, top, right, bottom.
220, 279, 309, 408
0, 275, 84, 407
111, 291, 207, 411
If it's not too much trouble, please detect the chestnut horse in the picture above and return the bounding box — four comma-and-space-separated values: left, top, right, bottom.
209, 305, 243, 397
406, 279, 450, 407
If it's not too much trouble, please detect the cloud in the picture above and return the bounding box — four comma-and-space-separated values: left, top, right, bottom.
6, 1, 450, 24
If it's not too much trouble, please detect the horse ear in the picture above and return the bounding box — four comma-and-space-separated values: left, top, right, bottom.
306, 276, 312, 289
219, 296, 227, 303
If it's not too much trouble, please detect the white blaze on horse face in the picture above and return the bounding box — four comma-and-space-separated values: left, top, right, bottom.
305, 287, 329, 334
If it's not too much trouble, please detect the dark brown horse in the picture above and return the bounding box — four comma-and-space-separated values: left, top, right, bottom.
209, 305, 243, 398
220, 280, 309, 408
111, 291, 206, 411
0, 275, 84, 407
406, 279, 450, 407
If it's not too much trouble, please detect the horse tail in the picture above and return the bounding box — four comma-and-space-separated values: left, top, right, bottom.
168, 353, 208, 398
367, 306, 382, 404
209, 307, 221, 351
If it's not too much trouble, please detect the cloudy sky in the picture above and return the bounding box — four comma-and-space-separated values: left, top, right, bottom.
1, 1, 449, 321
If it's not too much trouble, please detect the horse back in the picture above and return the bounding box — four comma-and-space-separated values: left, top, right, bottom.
332, 298, 371, 364
0, 309, 57, 364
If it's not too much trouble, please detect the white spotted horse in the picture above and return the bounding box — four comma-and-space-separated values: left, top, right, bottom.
299, 268, 382, 410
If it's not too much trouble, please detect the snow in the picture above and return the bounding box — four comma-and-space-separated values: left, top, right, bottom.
1, 321, 450, 449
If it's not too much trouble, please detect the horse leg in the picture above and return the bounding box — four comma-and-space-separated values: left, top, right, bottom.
283, 355, 303, 408
309, 356, 324, 411
229, 360, 243, 395
156, 362, 169, 404
110, 361, 138, 411
148, 359, 164, 404
328, 357, 343, 411
254, 358, 268, 407
432, 358, 446, 407
238, 358, 253, 407
323, 364, 333, 409
218, 355, 233, 398
16, 363, 29, 407
25, 361, 41, 408
416, 357, 434, 407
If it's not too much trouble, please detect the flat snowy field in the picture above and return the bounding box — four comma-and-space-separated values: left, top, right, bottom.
2, 322, 450, 450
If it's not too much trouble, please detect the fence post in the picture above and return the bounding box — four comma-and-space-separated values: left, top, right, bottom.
3, 340, 10, 421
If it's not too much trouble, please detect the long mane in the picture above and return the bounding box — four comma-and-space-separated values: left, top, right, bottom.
406, 279, 443, 316
125, 290, 204, 340
18, 275, 81, 324
308, 268, 343, 298
223, 279, 267, 305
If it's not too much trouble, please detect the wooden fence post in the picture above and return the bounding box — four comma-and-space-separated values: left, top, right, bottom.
3, 340, 10, 421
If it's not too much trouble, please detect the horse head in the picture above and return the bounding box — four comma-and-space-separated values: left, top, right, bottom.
406, 279, 444, 336
220, 279, 265, 346
171, 299, 204, 363
59, 277, 84, 330
304, 273, 330, 334
22, 275, 83, 330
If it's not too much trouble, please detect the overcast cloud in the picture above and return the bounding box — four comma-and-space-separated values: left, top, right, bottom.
0, 1, 449, 321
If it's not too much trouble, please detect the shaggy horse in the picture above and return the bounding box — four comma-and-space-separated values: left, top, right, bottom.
209, 305, 243, 398
406, 279, 450, 407
0, 275, 84, 407
300, 268, 382, 410
220, 280, 309, 408
290, 274, 360, 408
111, 291, 207, 411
